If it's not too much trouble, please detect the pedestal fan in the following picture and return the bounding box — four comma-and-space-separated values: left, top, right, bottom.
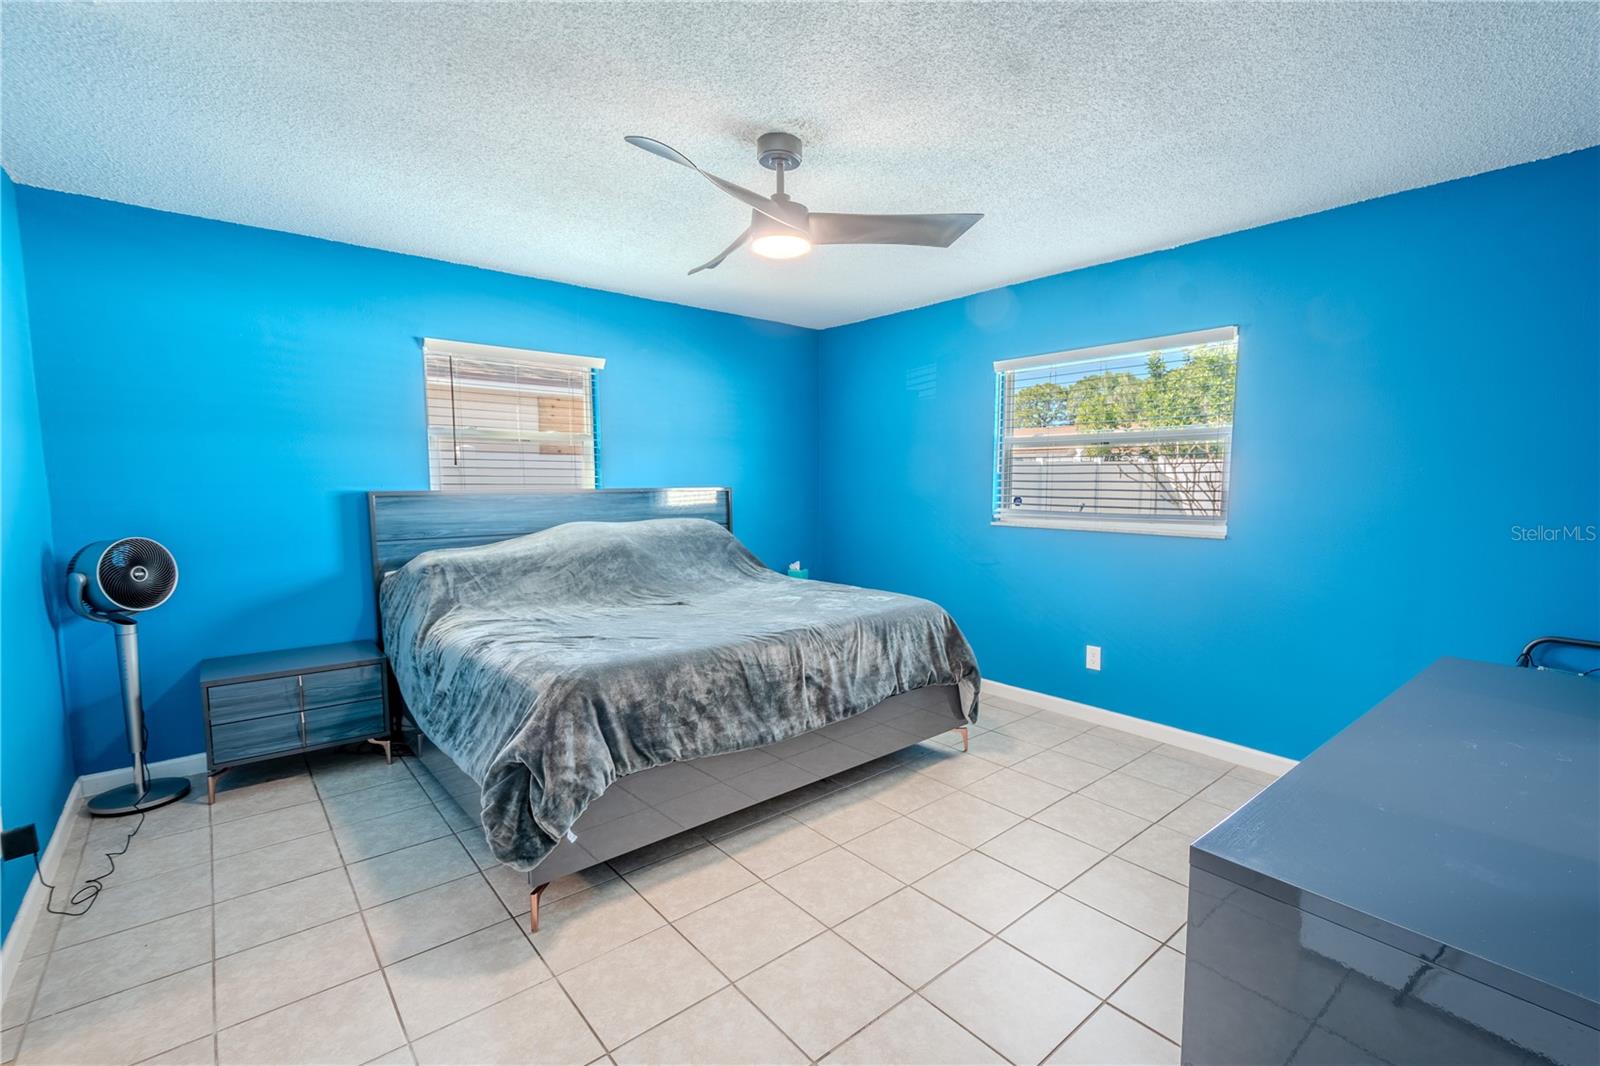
65, 537, 190, 815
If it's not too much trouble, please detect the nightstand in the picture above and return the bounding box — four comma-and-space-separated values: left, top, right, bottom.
199, 640, 390, 803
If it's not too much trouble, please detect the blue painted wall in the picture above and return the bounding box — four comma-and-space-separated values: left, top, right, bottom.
816, 149, 1600, 759
1, 171, 77, 940
12, 148, 1597, 783
16, 189, 820, 774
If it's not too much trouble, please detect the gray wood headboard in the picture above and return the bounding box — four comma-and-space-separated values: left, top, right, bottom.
366, 486, 732, 606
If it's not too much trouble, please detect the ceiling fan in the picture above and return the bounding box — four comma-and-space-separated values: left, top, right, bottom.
625, 131, 983, 275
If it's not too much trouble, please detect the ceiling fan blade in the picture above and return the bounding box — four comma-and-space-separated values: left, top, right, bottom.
808, 212, 983, 248
623, 135, 696, 169
687, 228, 751, 275
625, 135, 807, 230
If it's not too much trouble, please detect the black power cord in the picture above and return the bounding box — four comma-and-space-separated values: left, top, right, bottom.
35, 731, 159, 917
35, 807, 145, 916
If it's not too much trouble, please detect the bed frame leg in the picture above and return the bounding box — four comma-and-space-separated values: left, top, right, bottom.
955, 726, 969, 752
529, 882, 549, 933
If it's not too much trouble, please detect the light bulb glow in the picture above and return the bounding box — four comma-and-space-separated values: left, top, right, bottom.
750, 232, 812, 259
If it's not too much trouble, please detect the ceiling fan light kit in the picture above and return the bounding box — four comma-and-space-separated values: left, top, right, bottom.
625, 130, 982, 275
750, 218, 812, 260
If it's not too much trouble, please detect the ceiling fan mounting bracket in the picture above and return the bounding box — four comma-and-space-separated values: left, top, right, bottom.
756, 131, 803, 172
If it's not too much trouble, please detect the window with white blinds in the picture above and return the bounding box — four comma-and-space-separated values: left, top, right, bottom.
423, 338, 603, 491
993, 327, 1238, 538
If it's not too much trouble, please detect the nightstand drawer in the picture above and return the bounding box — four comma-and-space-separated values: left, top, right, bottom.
302, 664, 382, 709
211, 711, 303, 765
305, 698, 386, 747
207, 675, 300, 724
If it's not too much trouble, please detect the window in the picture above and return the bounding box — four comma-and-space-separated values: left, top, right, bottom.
993, 327, 1238, 538
423, 338, 603, 491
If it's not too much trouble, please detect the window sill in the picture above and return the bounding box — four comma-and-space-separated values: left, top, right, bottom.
992, 515, 1228, 539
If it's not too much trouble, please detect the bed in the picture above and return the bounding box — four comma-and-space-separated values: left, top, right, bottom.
368, 487, 980, 929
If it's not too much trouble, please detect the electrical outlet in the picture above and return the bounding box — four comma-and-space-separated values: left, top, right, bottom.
1085, 645, 1102, 671
2, 823, 39, 862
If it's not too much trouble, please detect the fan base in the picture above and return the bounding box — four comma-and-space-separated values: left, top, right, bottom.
757, 131, 802, 171
87, 776, 192, 817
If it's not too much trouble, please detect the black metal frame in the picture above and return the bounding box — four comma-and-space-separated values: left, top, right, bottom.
1515, 635, 1600, 669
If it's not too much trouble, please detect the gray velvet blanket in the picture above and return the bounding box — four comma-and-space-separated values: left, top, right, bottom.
381, 518, 980, 870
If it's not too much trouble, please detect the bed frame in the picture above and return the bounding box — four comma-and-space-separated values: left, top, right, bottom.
366, 487, 970, 931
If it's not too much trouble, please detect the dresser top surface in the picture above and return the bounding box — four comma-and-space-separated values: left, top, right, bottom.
200, 640, 382, 684
1196, 657, 1600, 1017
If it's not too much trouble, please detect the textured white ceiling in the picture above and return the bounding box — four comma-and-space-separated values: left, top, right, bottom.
3, 3, 1596, 329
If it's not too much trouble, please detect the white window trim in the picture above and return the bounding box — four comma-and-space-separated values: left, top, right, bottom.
993, 326, 1235, 373
992, 326, 1238, 539
423, 337, 605, 371
992, 515, 1229, 539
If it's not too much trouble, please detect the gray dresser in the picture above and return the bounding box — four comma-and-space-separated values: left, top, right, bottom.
1183, 658, 1599, 1065
200, 640, 390, 801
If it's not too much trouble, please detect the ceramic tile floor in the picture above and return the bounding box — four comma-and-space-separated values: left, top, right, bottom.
1, 695, 1277, 1066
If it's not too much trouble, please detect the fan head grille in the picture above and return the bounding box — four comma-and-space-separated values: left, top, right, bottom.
96, 538, 178, 611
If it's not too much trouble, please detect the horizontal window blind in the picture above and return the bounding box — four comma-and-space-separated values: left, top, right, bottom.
993, 327, 1237, 535
424, 339, 603, 491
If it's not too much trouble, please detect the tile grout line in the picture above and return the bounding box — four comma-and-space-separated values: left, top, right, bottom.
29, 719, 1249, 1065
403, 755, 614, 1062
609, 816, 850, 1054
37, 760, 632, 1053
201, 755, 437, 1059
565, 746, 1191, 990
207, 769, 220, 1066
789, 763, 1191, 943
807, 927, 1007, 1064
1054, 933, 1177, 1055
29, 903, 418, 1047
340, 754, 437, 1063
56, 758, 451, 934
341, 739, 1193, 1048
396, 745, 553, 1056
198, 754, 409, 1056
579, 760, 924, 1059
17, 789, 214, 1064
441, 704, 1209, 1056
39, 872, 216, 957
605, 800, 1052, 1064
605, 758, 1026, 1063
600, 741, 1204, 1062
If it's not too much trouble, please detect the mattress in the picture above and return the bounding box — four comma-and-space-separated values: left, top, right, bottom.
380, 517, 980, 868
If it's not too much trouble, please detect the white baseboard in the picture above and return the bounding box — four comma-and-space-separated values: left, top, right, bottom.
1, 779, 84, 1003
984, 679, 1298, 778
76, 752, 208, 797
